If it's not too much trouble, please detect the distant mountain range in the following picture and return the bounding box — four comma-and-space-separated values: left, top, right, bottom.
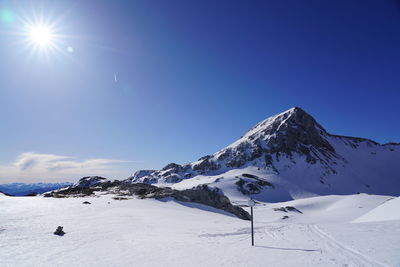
126, 107, 400, 202
0, 182, 72, 196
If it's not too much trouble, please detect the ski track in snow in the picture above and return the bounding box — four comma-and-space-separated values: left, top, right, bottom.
309, 224, 388, 267
199, 222, 390, 267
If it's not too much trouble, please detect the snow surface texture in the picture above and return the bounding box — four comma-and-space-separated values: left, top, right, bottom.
0, 194, 399, 267
127, 107, 400, 203
0, 182, 72, 196
353, 196, 400, 223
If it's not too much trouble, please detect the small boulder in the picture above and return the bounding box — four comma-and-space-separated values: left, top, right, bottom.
82, 201, 91, 204
54, 226, 65, 236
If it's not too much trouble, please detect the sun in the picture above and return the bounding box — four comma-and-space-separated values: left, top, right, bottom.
28, 25, 54, 47
11, 7, 73, 61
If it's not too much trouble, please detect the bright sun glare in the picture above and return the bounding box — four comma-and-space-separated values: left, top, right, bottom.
15, 9, 70, 58
28, 25, 53, 46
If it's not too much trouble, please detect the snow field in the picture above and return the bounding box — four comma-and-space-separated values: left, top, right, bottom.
1, 194, 399, 266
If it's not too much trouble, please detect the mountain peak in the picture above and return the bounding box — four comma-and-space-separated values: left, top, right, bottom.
272, 106, 307, 117
285, 106, 317, 121
208, 107, 335, 170
285, 106, 305, 114
238, 107, 327, 146
128, 107, 337, 183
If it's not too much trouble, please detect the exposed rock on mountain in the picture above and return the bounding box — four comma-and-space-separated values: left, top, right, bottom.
274, 206, 303, 214
236, 173, 273, 195
44, 178, 250, 220
72, 176, 108, 188
126, 107, 400, 202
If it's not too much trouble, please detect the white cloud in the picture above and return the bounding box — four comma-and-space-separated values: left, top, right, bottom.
0, 152, 133, 183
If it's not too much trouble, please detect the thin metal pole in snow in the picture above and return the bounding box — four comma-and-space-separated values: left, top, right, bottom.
251, 206, 254, 246
248, 198, 255, 246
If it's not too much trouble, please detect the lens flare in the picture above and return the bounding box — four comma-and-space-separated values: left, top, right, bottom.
0, 8, 15, 24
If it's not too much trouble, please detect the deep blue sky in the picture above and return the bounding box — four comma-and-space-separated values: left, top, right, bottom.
0, 0, 399, 182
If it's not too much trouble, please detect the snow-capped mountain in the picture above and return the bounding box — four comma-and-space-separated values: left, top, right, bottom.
126, 107, 400, 202
0, 182, 72, 196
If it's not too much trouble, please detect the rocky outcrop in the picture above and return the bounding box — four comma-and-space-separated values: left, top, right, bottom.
130, 170, 156, 179
235, 173, 273, 195
72, 176, 108, 188
273, 206, 303, 214
44, 178, 121, 197
44, 179, 250, 220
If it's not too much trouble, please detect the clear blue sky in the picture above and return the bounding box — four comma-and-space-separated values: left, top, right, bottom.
0, 0, 399, 182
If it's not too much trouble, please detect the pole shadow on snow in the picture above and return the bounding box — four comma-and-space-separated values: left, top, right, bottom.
254, 245, 320, 252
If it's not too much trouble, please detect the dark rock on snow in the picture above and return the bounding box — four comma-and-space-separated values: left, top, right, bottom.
274, 206, 303, 214
235, 173, 273, 195
72, 176, 108, 188
54, 226, 65, 236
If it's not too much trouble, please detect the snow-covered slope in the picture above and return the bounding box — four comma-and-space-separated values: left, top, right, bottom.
1, 194, 399, 267
353, 196, 400, 223
127, 107, 400, 202
0, 182, 72, 196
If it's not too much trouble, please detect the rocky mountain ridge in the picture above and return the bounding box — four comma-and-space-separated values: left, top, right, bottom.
125, 107, 400, 202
